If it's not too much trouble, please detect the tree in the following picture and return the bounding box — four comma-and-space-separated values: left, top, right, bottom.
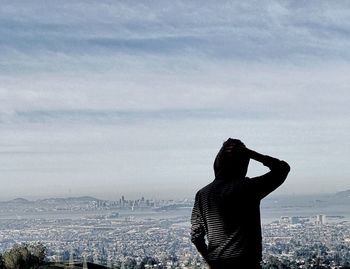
341, 261, 350, 269
137, 261, 145, 269
28, 243, 46, 265
0, 254, 4, 269
3, 243, 46, 269
3, 244, 25, 269
123, 258, 137, 269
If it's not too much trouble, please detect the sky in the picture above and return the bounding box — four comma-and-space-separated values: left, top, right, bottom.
0, 1, 349, 200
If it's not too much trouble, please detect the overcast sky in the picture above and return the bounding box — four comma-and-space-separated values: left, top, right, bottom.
1, 1, 349, 200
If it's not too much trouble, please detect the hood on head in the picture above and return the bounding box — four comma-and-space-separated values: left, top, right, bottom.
214, 138, 250, 180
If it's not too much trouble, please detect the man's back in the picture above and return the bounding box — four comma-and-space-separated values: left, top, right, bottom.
191, 139, 290, 268
194, 179, 262, 262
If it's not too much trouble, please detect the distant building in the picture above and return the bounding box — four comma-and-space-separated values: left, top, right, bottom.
280, 216, 300, 225
280, 216, 290, 224
315, 214, 326, 225
290, 216, 300, 224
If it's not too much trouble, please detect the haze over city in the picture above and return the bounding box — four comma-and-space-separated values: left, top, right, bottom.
1, 1, 349, 200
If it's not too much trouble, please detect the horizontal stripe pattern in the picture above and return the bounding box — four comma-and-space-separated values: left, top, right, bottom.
191, 156, 290, 262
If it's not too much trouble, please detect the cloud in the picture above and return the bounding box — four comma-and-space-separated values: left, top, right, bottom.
1, 0, 350, 198
1, 62, 349, 122
2, 1, 350, 64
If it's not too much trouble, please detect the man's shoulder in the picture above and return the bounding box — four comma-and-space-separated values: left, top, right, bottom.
196, 178, 253, 197
196, 181, 216, 196
196, 178, 236, 196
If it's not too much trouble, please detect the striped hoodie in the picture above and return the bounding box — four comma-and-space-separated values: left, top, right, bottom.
191, 143, 290, 265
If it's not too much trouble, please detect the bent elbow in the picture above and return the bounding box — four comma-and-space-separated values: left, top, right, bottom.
278, 161, 290, 182
281, 160, 291, 174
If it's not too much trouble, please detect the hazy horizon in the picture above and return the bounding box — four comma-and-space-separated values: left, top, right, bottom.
1, 1, 349, 199
1, 188, 349, 203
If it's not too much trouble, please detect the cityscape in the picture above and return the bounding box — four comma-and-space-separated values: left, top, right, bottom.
0, 194, 349, 268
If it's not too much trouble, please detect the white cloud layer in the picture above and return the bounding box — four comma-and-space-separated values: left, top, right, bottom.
0, 1, 349, 199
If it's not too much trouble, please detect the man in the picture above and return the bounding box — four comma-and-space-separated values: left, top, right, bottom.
191, 138, 290, 269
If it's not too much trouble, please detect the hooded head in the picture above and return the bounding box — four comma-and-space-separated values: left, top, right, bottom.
213, 138, 250, 180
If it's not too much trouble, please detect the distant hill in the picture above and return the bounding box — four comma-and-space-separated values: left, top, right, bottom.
334, 189, 350, 198
39, 196, 101, 203
66, 196, 102, 202
7, 198, 31, 204
0, 196, 103, 206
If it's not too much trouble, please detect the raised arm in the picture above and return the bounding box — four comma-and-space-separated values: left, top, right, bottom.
246, 148, 290, 199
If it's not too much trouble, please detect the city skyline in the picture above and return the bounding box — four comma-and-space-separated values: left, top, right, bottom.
0, 190, 349, 268
1, 1, 350, 199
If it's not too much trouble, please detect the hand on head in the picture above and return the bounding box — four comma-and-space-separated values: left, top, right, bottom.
222, 138, 248, 157
214, 138, 251, 179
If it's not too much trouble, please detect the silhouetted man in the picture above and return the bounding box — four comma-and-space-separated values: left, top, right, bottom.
191, 138, 290, 269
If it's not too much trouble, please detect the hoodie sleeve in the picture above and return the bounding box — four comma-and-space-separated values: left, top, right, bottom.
247, 155, 290, 199
191, 192, 208, 261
